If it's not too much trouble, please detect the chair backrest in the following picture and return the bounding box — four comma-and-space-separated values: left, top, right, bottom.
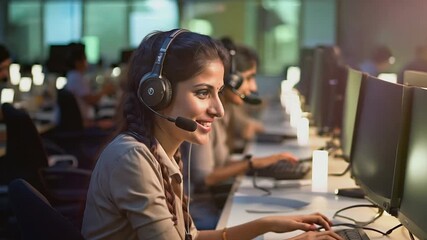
57, 88, 84, 131
0, 103, 48, 191
8, 178, 84, 240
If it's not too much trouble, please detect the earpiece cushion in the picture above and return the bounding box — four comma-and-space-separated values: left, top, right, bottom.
138, 74, 172, 110
226, 71, 244, 90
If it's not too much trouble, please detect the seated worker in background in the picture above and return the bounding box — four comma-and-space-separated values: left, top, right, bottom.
65, 43, 116, 128
182, 40, 299, 230
82, 29, 341, 240
397, 44, 427, 83
220, 37, 264, 152
358, 45, 394, 77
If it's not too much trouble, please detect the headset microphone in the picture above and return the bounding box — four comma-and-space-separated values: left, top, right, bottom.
230, 87, 262, 105
142, 100, 198, 132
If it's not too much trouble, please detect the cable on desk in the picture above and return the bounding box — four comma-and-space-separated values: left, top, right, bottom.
251, 171, 271, 196
385, 223, 402, 235
329, 162, 351, 177
333, 204, 384, 226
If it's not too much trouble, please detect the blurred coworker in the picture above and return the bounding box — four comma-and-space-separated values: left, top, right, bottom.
358, 45, 394, 77
183, 41, 297, 230
0, 44, 11, 85
398, 45, 427, 84
226, 42, 265, 152
65, 43, 115, 127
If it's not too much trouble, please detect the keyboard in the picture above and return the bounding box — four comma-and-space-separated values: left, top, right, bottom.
248, 160, 311, 180
255, 132, 297, 143
335, 228, 370, 240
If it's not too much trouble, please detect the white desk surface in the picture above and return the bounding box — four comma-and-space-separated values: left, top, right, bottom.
216, 129, 413, 239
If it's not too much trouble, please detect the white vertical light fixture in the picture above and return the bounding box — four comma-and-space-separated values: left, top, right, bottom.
311, 150, 329, 193
297, 117, 310, 146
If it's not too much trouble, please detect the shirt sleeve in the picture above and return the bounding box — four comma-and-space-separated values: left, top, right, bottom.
190, 140, 215, 191
110, 146, 182, 239
66, 71, 91, 97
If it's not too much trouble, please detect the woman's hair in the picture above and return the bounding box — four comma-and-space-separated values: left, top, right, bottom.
117, 29, 229, 228
235, 44, 259, 72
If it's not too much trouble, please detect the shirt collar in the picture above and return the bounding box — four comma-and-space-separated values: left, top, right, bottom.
155, 141, 183, 184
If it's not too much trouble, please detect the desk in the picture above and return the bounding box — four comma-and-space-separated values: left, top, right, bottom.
217, 135, 412, 240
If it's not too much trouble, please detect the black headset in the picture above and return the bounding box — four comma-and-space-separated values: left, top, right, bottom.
225, 49, 244, 90
220, 37, 244, 91
137, 29, 188, 110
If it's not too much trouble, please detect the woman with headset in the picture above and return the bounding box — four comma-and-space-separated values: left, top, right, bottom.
82, 29, 341, 240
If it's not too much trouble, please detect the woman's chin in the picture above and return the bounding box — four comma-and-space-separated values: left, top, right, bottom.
189, 136, 209, 145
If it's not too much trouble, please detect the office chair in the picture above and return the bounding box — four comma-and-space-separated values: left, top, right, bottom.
43, 88, 112, 169
0, 103, 91, 229
8, 178, 85, 240
0, 102, 52, 191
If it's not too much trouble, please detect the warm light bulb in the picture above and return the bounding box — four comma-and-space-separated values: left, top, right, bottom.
56, 77, 67, 89
1, 88, 14, 103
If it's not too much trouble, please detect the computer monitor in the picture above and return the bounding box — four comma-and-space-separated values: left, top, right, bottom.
403, 70, 427, 88
397, 86, 427, 239
339, 68, 365, 162
350, 75, 409, 216
45, 45, 70, 75
309, 46, 347, 135
296, 48, 314, 108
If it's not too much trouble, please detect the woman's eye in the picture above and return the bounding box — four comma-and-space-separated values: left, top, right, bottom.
195, 89, 209, 99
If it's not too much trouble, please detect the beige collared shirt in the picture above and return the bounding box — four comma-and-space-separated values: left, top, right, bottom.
82, 134, 198, 240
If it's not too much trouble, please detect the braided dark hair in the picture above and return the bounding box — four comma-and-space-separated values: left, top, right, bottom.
116, 29, 229, 229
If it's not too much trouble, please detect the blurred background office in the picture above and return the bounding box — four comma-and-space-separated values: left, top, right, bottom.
1, 0, 427, 98
2, 0, 427, 239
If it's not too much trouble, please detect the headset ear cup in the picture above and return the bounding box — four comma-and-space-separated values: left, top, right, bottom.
138, 75, 173, 110
226, 71, 244, 90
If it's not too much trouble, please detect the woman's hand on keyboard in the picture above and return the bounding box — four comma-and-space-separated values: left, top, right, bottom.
288, 230, 344, 240
262, 212, 334, 232
252, 152, 298, 169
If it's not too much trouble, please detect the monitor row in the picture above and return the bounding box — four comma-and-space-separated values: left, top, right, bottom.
339, 68, 427, 239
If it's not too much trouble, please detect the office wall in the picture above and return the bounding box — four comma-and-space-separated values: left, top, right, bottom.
0, 1, 6, 43
338, 0, 427, 73
300, 0, 336, 47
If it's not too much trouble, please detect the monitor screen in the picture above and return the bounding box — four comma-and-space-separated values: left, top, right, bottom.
403, 70, 427, 88
45, 45, 70, 75
397, 87, 427, 239
308, 46, 347, 135
308, 47, 324, 125
350, 75, 408, 215
340, 68, 365, 162
296, 48, 314, 106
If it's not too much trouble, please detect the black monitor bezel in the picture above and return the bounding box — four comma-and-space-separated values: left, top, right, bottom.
397, 86, 427, 239
339, 68, 365, 162
350, 76, 410, 216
